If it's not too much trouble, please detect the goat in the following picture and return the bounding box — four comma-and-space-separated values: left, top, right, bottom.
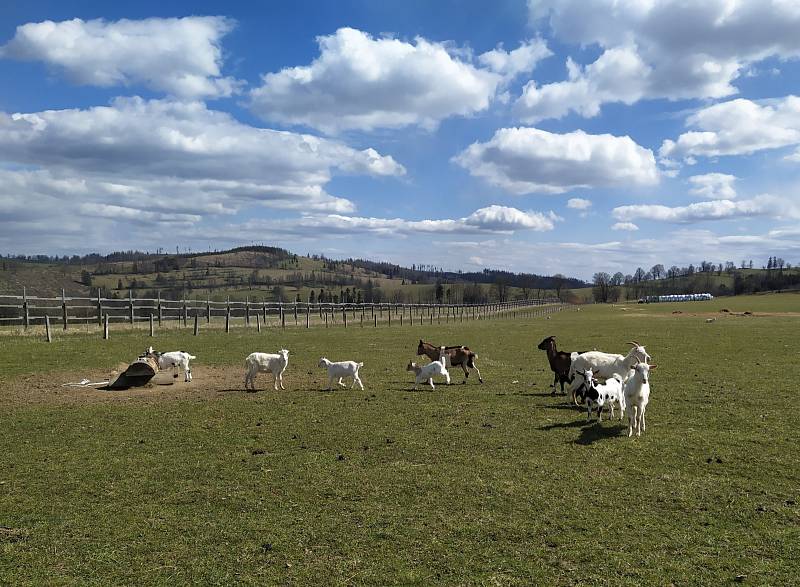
318, 358, 364, 391
143, 346, 195, 382
407, 348, 450, 390
586, 374, 625, 422
624, 362, 656, 437
568, 341, 651, 404
536, 336, 586, 396
417, 339, 482, 383
244, 349, 289, 391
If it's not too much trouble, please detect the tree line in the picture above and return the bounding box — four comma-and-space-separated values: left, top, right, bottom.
592, 257, 799, 302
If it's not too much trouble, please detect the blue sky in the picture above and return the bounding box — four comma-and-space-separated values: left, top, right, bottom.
1, 1, 799, 279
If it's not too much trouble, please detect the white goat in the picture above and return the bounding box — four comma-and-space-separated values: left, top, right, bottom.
407, 348, 450, 390
143, 346, 196, 382
624, 362, 656, 437
568, 342, 651, 404
318, 358, 364, 391
244, 349, 289, 391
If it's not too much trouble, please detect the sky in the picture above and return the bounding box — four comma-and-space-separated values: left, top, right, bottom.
1, 0, 799, 280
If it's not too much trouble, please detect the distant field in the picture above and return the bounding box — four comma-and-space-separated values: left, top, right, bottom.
0, 294, 797, 584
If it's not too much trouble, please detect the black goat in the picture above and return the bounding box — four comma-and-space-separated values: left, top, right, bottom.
537, 336, 585, 396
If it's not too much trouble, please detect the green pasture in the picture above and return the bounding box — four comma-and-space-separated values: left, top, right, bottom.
0, 295, 798, 585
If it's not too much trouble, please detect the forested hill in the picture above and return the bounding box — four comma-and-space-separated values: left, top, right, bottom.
0, 246, 588, 302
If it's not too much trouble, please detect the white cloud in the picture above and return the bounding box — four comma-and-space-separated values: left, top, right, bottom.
0, 17, 240, 99
249, 27, 502, 133
688, 173, 737, 199
478, 38, 552, 81
525, 1, 800, 120
660, 96, 800, 160
516, 46, 650, 122
611, 222, 639, 231
0, 98, 409, 248
194, 205, 557, 241
612, 195, 800, 224
567, 197, 592, 210
453, 127, 658, 194
0, 97, 403, 209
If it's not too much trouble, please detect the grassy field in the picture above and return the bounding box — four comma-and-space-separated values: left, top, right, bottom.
0, 295, 798, 584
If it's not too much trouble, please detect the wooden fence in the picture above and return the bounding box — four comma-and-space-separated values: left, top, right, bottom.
0, 289, 570, 340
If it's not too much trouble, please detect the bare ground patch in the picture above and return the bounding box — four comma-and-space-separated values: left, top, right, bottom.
0, 365, 345, 408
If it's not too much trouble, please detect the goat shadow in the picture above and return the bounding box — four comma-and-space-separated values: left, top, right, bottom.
574, 422, 626, 445
538, 419, 587, 432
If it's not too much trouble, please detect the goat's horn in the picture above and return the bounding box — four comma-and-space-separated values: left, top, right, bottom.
628, 340, 641, 346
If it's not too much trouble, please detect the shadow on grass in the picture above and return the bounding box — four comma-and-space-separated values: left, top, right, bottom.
574, 423, 626, 445
542, 403, 584, 411
538, 419, 587, 431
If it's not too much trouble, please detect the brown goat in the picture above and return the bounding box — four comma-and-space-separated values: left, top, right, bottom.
417, 339, 483, 384
537, 336, 585, 396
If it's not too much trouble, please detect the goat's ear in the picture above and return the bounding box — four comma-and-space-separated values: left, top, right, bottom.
649, 364, 657, 369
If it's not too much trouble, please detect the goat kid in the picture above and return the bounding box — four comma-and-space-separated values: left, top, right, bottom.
244, 349, 289, 391
143, 346, 196, 382
318, 358, 364, 391
587, 374, 625, 422
407, 348, 450, 390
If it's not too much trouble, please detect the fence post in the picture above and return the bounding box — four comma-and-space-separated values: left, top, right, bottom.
61, 289, 68, 330
343, 308, 347, 329
263, 302, 267, 326
324, 312, 328, 328
225, 297, 230, 333
97, 289, 102, 326
256, 312, 261, 333
23, 287, 30, 329
103, 313, 109, 340
280, 303, 285, 329
149, 313, 154, 336
194, 313, 199, 336
45, 315, 52, 343
129, 290, 134, 325
306, 304, 310, 328
245, 297, 250, 327
206, 296, 211, 324
157, 292, 162, 326
294, 303, 298, 326
182, 298, 188, 327
388, 305, 391, 327
374, 314, 377, 328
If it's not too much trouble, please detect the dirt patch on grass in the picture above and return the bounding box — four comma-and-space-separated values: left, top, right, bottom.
0, 365, 328, 408
620, 311, 800, 319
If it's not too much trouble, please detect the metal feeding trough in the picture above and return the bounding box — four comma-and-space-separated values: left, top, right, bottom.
108, 356, 160, 389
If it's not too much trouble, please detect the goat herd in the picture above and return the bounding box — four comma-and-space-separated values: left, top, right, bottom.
537, 336, 655, 437
142, 335, 655, 438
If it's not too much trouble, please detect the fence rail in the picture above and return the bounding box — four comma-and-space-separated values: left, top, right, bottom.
0, 289, 571, 339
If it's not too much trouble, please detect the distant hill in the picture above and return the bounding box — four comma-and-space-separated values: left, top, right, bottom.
0, 246, 589, 303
